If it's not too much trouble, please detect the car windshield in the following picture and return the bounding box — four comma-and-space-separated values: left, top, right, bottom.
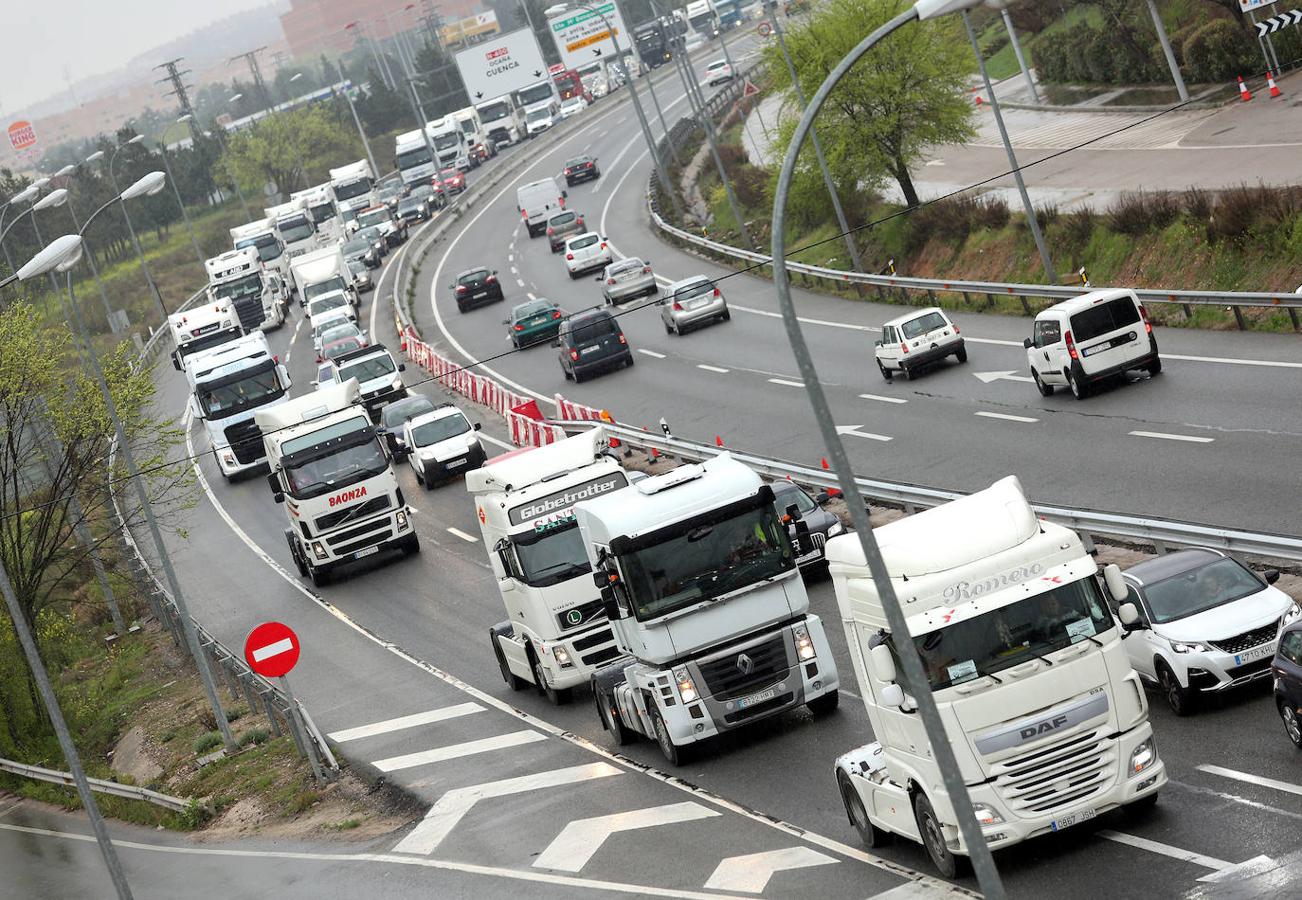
513, 521, 591, 588
708, 62, 727, 71
527, 107, 552, 123
671, 279, 712, 300
398, 199, 423, 212
304, 277, 348, 301
901, 311, 948, 339
773, 486, 816, 516
478, 101, 510, 122
313, 315, 350, 338
381, 397, 435, 428
347, 260, 367, 276
324, 338, 364, 358
411, 414, 470, 447
550, 212, 576, 226
515, 302, 552, 320
562, 98, 583, 108
913, 577, 1115, 690
564, 157, 590, 168
619, 504, 794, 621
409, 184, 435, 200
198, 364, 283, 419
235, 233, 282, 262
434, 132, 460, 150
279, 217, 313, 243
570, 234, 598, 250
338, 355, 396, 383
571, 316, 617, 343
1141, 558, 1264, 624
357, 227, 384, 244
441, 169, 460, 180
517, 82, 553, 106
397, 146, 433, 169
320, 323, 358, 343
459, 270, 489, 285
213, 272, 262, 303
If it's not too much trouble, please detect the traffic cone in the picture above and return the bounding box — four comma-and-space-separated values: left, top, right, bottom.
821, 457, 830, 470
1268, 71, 1283, 98
1238, 76, 1252, 102
715, 435, 724, 447
971, 87, 984, 107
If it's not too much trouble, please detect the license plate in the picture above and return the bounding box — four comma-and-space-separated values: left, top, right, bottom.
352, 546, 380, 560
1235, 642, 1275, 665
795, 550, 822, 565
1049, 807, 1096, 832
736, 686, 778, 710
581, 345, 601, 355
445, 458, 467, 468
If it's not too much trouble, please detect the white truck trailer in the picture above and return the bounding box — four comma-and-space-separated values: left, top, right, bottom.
475, 96, 523, 149
394, 128, 438, 187
291, 184, 343, 247
264, 197, 317, 262
229, 218, 289, 282
290, 245, 357, 313
204, 247, 285, 333
257, 379, 418, 587
468, 428, 628, 704
168, 301, 243, 373
329, 159, 377, 228
577, 453, 840, 764
185, 332, 292, 481
828, 475, 1165, 876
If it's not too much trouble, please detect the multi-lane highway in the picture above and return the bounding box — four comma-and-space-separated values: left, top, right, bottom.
140, 40, 1302, 900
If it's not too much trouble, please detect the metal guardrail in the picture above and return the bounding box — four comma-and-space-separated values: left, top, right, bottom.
553, 419, 1302, 565
0, 757, 193, 813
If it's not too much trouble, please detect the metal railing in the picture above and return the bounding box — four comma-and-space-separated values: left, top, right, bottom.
0, 757, 194, 813
553, 418, 1302, 565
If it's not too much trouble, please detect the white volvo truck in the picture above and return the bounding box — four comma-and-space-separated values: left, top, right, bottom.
168, 301, 243, 372
186, 332, 292, 481
291, 184, 343, 247
577, 453, 840, 764
394, 128, 438, 187
329, 159, 376, 228
230, 218, 289, 282
257, 379, 418, 587
265, 197, 317, 262
204, 247, 285, 333
468, 428, 628, 704
828, 476, 1166, 877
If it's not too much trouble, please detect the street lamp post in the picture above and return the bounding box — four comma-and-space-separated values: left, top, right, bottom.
335, 75, 380, 178
104, 135, 170, 319
58, 160, 115, 323
154, 115, 207, 269
0, 181, 45, 275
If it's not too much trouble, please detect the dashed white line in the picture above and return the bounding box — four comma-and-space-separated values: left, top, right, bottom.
697, 364, 730, 374
527, 291, 537, 300
374, 730, 547, 773
447, 527, 479, 543
1198, 764, 1302, 798
1096, 830, 1235, 871
510, 266, 519, 274
768, 378, 805, 388
638, 349, 667, 359
507, 253, 514, 262
1129, 430, 1214, 444
858, 393, 907, 405
328, 703, 486, 743
516, 278, 525, 287
975, 411, 1039, 423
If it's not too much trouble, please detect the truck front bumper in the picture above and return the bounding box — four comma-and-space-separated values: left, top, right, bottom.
304, 507, 414, 566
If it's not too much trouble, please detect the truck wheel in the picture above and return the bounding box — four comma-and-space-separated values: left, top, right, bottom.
531, 650, 572, 705
806, 689, 839, 716
493, 634, 528, 691
913, 792, 969, 879
837, 770, 890, 848
649, 706, 685, 766
596, 688, 632, 745
287, 532, 307, 577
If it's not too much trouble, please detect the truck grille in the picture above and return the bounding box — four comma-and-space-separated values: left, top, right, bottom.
333, 530, 393, 557
990, 728, 1116, 817
223, 420, 264, 464
231, 295, 266, 329
556, 599, 605, 633
326, 517, 391, 547
697, 632, 789, 702
315, 496, 391, 532
1210, 622, 1278, 654
581, 644, 621, 668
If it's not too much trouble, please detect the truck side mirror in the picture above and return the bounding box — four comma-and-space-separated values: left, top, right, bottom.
1103, 564, 1127, 602
398, 362, 406, 372
266, 471, 284, 503
599, 585, 621, 622
879, 683, 905, 708
171, 351, 182, 372
1117, 602, 1141, 628
1023, 337, 1034, 349
869, 643, 896, 683
188, 396, 205, 421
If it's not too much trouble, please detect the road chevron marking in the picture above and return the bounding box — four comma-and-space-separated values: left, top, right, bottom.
704, 846, 838, 893
374, 730, 547, 773
327, 703, 486, 742
533, 802, 720, 873
1097, 829, 1274, 881
1198, 764, 1302, 798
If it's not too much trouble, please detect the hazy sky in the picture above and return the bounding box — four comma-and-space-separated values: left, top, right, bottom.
0, 0, 274, 115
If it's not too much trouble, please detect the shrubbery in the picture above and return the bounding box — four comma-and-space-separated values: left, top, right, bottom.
1181, 18, 1258, 82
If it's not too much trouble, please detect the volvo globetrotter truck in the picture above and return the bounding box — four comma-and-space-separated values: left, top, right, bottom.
205, 247, 285, 332
230, 218, 288, 282
828, 476, 1165, 877
168, 302, 243, 372
577, 453, 840, 764
468, 428, 627, 705
291, 184, 342, 247
186, 332, 291, 481
329, 160, 376, 227
475, 96, 523, 149
257, 379, 418, 587
265, 197, 317, 262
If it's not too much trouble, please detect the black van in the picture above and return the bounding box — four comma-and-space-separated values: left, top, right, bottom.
557, 308, 633, 383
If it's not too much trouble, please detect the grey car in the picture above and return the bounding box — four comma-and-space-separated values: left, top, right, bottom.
547, 209, 587, 253
602, 257, 657, 304
660, 275, 729, 334
772, 482, 846, 573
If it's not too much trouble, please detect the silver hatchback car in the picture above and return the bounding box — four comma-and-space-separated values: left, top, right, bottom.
661, 276, 729, 334
602, 257, 658, 304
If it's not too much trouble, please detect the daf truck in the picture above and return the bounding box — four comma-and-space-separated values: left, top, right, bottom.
828, 476, 1165, 877
265, 197, 317, 261
329, 160, 376, 225
230, 218, 288, 282
469, 428, 627, 705
186, 331, 292, 481
204, 247, 285, 333
578, 453, 840, 765
394, 128, 438, 187
168, 302, 244, 372
429, 117, 471, 171
475, 96, 523, 149
291, 184, 343, 247
257, 378, 419, 587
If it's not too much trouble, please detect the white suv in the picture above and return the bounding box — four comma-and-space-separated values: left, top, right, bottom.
874, 307, 965, 380
563, 232, 613, 278
1115, 549, 1298, 715
1024, 288, 1160, 399
402, 405, 486, 488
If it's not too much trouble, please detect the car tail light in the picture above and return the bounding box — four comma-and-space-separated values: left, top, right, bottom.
599, 242, 607, 249
953, 325, 960, 334
900, 343, 909, 354
1065, 330, 1078, 360
566, 253, 574, 260
486, 275, 497, 284
643, 266, 652, 274
1139, 304, 1152, 334
712, 288, 720, 297
577, 217, 584, 227
607, 278, 616, 285
547, 227, 554, 235
456, 285, 467, 294
514, 324, 524, 331
617, 333, 627, 344
521, 209, 528, 218
564, 168, 572, 175
673, 301, 683, 311
552, 310, 562, 319
569, 349, 580, 361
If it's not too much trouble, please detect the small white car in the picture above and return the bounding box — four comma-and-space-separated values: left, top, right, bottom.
874, 307, 965, 380
602, 257, 657, 304
307, 292, 356, 324
559, 95, 589, 119
1024, 288, 1159, 399
402, 405, 486, 488
564, 232, 613, 278
661, 275, 729, 334
705, 60, 733, 85
525, 103, 557, 137
1116, 549, 1297, 716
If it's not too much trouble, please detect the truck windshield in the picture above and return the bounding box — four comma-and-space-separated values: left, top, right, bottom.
198, 362, 284, 419
478, 101, 510, 123
913, 577, 1116, 690
334, 178, 371, 202
212, 273, 263, 304
398, 146, 433, 169
304, 276, 349, 301
236, 233, 283, 263
619, 505, 794, 621
283, 421, 388, 499
434, 132, 460, 151
517, 82, 553, 106
179, 328, 242, 362
309, 202, 336, 224
337, 355, 396, 384
279, 216, 313, 243
513, 522, 591, 588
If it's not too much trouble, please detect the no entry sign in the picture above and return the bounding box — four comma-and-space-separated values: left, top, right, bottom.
244, 621, 300, 678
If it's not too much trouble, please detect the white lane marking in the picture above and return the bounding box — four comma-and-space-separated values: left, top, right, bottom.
374, 730, 547, 774
697, 364, 729, 373
973, 370, 1034, 384
250, 637, 294, 663
284, 312, 305, 370
1096, 829, 1273, 881
1166, 352, 1302, 370
704, 847, 838, 894
0, 820, 758, 900
1198, 764, 1302, 799
510, 266, 519, 274
768, 378, 805, 388
732, 304, 875, 333
835, 425, 892, 442
508, 253, 514, 262
327, 702, 486, 743
527, 291, 537, 300
533, 802, 720, 873
393, 763, 622, 855
872, 883, 967, 899
479, 433, 514, 450
638, 349, 666, 359
446, 527, 479, 543
1129, 430, 1214, 444
373, 231, 417, 340
516, 278, 525, 287
859, 393, 907, 405
975, 411, 1039, 423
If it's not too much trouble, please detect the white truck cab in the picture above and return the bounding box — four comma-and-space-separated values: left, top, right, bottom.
291, 184, 343, 247
230, 218, 288, 282
394, 128, 438, 187
829, 476, 1165, 876
329, 159, 377, 223
475, 96, 523, 149
428, 117, 471, 171
578, 453, 840, 764
204, 247, 285, 333
256, 378, 418, 587
453, 107, 494, 163
469, 428, 628, 703
265, 197, 317, 262
327, 343, 407, 423
168, 302, 243, 372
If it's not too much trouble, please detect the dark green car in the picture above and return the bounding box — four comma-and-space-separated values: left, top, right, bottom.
506, 299, 564, 348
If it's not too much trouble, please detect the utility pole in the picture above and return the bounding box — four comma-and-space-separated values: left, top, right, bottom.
231, 48, 275, 114
155, 59, 201, 144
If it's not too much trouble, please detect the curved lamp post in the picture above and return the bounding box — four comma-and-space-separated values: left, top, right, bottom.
102, 135, 169, 317
153, 115, 206, 268
768, 2, 1013, 895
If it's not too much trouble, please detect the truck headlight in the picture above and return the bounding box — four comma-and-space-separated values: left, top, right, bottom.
793, 624, 816, 661
311, 541, 328, 561
551, 645, 573, 668
673, 667, 698, 703
395, 509, 409, 530
1171, 640, 1211, 654
1283, 602, 1302, 627
827, 522, 845, 537
391, 377, 403, 391
971, 803, 1004, 827
1129, 738, 1156, 776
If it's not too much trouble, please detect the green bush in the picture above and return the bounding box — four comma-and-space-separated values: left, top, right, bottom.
237, 728, 270, 749
1108, 192, 1179, 235
1182, 19, 1256, 83
193, 732, 223, 755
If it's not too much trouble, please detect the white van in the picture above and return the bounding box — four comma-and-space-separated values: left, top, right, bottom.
874, 307, 965, 380
1024, 289, 1160, 399
516, 177, 567, 238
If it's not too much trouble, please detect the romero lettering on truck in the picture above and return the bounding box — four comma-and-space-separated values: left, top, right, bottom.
329, 486, 368, 508
941, 562, 1045, 603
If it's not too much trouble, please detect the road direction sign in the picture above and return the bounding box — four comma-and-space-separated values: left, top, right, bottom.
1255, 6, 1301, 34
7, 120, 37, 152
547, 2, 630, 71
244, 621, 300, 678
455, 28, 550, 102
